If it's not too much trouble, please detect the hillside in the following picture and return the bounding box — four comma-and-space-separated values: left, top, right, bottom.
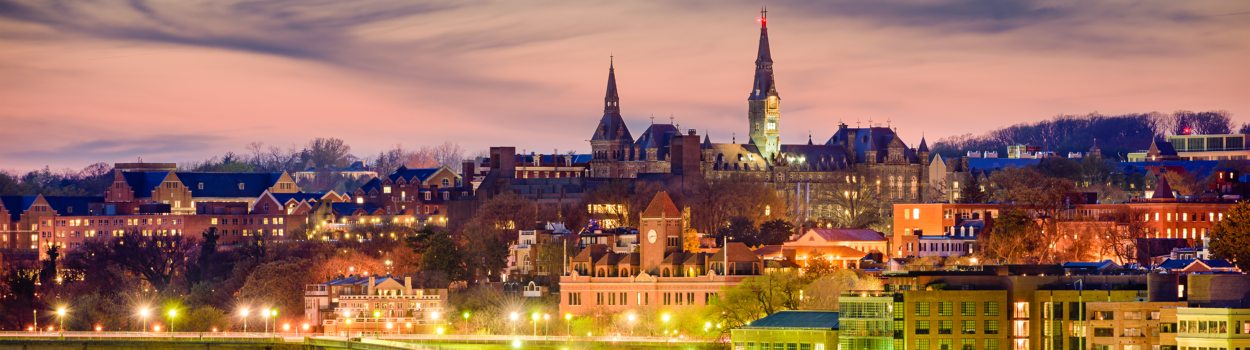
931, 111, 1238, 160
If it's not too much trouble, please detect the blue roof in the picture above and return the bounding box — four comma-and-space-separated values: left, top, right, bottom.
0, 195, 38, 221
325, 275, 394, 286
388, 167, 441, 183
1118, 161, 1222, 180
271, 192, 324, 204
123, 171, 285, 198
743, 311, 839, 330
967, 158, 1041, 172
330, 202, 380, 216
1158, 258, 1236, 270
122, 171, 173, 197
44, 196, 102, 216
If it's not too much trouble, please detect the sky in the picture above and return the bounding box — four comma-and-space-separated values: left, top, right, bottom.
1, 0, 1249, 172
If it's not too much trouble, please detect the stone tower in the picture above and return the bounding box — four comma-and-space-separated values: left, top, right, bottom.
589, 58, 634, 177
747, 8, 780, 161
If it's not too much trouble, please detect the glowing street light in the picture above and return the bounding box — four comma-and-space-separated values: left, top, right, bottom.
564, 313, 573, 336
167, 309, 178, 333
531, 312, 540, 336
626, 312, 637, 336
509, 311, 520, 335
55, 307, 66, 335
138, 307, 151, 333
239, 307, 250, 333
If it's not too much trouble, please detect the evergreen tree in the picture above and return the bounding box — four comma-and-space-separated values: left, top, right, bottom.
1210, 202, 1250, 272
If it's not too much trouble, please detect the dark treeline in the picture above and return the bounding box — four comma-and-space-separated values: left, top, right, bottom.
933, 110, 1242, 160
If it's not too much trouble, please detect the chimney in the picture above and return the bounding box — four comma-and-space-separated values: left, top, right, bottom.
461, 161, 475, 191
670, 131, 701, 176
490, 147, 516, 179
404, 276, 413, 295
367, 276, 376, 295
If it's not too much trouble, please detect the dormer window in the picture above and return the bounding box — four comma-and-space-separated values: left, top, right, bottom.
383, 186, 392, 194
198, 182, 204, 190
441, 179, 450, 187
238, 183, 245, 190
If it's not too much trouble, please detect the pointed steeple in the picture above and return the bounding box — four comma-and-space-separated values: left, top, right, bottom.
918, 136, 930, 153
591, 57, 632, 143
749, 7, 777, 100
605, 56, 619, 114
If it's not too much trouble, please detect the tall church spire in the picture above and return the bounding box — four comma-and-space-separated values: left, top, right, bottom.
605, 56, 619, 114
747, 8, 781, 160
750, 7, 776, 100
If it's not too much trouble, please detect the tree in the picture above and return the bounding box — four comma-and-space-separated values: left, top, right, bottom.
417, 231, 467, 287
977, 208, 1043, 264
1210, 202, 1250, 272
716, 217, 758, 246
801, 269, 882, 311
709, 270, 806, 329
987, 167, 1075, 262
108, 231, 191, 293
302, 137, 353, 169
237, 259, 310, 320
957, 173, 987, 204
757, 219, 796, 246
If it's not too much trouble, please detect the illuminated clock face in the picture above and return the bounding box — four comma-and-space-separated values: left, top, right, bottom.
647, 229, 657, 244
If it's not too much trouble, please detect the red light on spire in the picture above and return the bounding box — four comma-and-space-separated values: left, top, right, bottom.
759, 7, 768, 27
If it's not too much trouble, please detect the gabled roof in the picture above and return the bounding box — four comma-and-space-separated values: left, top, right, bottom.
1158, 258, 1236, 270
635, 123, 679, 150
711, 242, 760, 263
641, 191, 681, 218
330, 202, 381, 216
388, 166, 444, 183
743, 311, 838, 330
805, 228, 886, 242
1152, 174, 1176, 199
271, 192, 325, 205
44, 196, 102, 216
0, 196, 38, 221
122, 171, 172, 197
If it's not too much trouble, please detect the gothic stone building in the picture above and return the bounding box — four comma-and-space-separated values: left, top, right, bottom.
587, 11, 930, 222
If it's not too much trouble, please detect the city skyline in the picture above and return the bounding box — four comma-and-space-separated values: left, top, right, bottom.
3, 1, 1249, 171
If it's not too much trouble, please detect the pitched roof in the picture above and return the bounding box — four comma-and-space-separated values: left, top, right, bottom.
44, 196, 102, 216
123, 171, 285, 198
121, 171, 172, 197
743, 311, 839, 330
806, 228, 886, 242
591, 61, 633, 143
271, 192, 325, 205
641, 191, 681, 218
711, 242, 760, 262
388, 166, 443, 183
0, 196, 38, 221
330, 202, 380, 216
635, 123, 678, 150
1152, 174, 1176, 199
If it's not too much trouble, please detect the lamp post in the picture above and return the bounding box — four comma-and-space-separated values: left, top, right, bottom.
531, 312, 539, 336
660, 312, 672, 338
509, 311, 519, 335
138, 308, 150, 333
565, 313, 573, 337
270, 309, 279, 335
239, 308, 250, 333
263, 308, 273, 334
55, 308, 66, 335
167, 309, 177, 333
543, 313, 550, 337
626, 312, 637, 337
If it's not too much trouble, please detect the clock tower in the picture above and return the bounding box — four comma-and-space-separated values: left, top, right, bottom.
747, 8, 781, 161
639, 191, 682, 274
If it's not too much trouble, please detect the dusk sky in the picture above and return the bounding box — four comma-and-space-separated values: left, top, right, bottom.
2, 0, 1248, 172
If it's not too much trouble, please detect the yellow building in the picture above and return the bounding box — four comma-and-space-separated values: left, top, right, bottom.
1174, 307, 1250, 350
1086, 301, 1185, 350
1033, 289, 1144, 350
902, 290, 1010, 350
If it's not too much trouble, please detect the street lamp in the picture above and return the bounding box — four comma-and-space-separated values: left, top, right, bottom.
626, 312, 637, 336
138, 307, 151, 333
543, 313, 550, 336
660, 312, 672, 338
564, 313, 573, 337
239, 308, 250, 333
167, 309, 177, 333
55, 307, 66, 335
509, 311, 519, 335
531, 312, 539, 336
270, 309, 279, 334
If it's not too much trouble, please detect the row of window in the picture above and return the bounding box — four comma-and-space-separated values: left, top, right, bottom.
565, 291, 718, 307
915, 320, 1000, 335
915, 301, 1001, 317
913, 338, 1000, 350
